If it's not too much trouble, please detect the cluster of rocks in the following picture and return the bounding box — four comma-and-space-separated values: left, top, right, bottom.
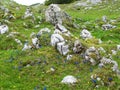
0, 6, 16, 21
45, 4, 71, 56
101, 16, 117, 30
99, 57, 120, 73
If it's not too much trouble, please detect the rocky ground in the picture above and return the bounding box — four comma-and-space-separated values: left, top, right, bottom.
0, 0, 120, 90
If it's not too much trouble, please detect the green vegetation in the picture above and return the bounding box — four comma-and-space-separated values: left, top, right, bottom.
45, 0, 76, 5
0, 0, 120, 90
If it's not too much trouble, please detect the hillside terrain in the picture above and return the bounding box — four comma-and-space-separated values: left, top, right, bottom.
0, 0, 120, 90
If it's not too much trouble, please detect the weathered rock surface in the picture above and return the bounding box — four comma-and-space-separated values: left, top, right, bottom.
73, 40, 84, 54
45, 4, 71, 25
54, 24, 71, 36
57, 42, 69, 55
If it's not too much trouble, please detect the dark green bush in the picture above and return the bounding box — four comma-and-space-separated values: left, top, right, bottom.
45, 0, 76, 5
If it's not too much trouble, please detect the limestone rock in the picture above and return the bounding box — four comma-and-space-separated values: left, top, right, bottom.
80, 29, 92, 39
15, 39, 22, 46
57, 42, 69, 55
0, 25, 9, 34
100, 57, 119, 73
32, 37, 40, 49
102, 24, 116, 30
45, 4, 62, 25
45, 4, 71, 25
73, 40, 84, 53
61, 75, 77, 84
84, 47, 101, 65
51, 34, 64, 46
54, 24, 71, 36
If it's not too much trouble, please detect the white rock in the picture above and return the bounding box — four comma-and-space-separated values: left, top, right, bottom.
32, 37, 40, 49
67, 55, 73, 60
55, 23, 68, 33
73, 40, 83, 53
80, 29, 92, 39
98, 39, 102, 44
111, 50, 117, 55
102, 24, 116, 30
0, 25, 9, 34
37, 28, 51, 36
15, 39, 22, 45
51, 34, 64, 46
22, 43, 32, 51
61, 75, 77, 84
57, 42, 69, 55
90, 58, 96, 65
117, 45, 120, 51
45, 4, 62, 24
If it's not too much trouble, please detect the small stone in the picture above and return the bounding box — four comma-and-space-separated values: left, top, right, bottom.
61, 75, 77, 84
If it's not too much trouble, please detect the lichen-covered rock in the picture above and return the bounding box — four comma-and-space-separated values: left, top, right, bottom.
45, 4, 62, 25
102, 15, 107, 23
32, 37, 40, 49
99, 57, 120, 73
45, 4, 71, 25
15, 39, 22, 46
73, 40, 84, 54
84, 47, 101, 65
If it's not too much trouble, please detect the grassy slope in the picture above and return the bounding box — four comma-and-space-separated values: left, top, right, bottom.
0, 0, 120, 90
